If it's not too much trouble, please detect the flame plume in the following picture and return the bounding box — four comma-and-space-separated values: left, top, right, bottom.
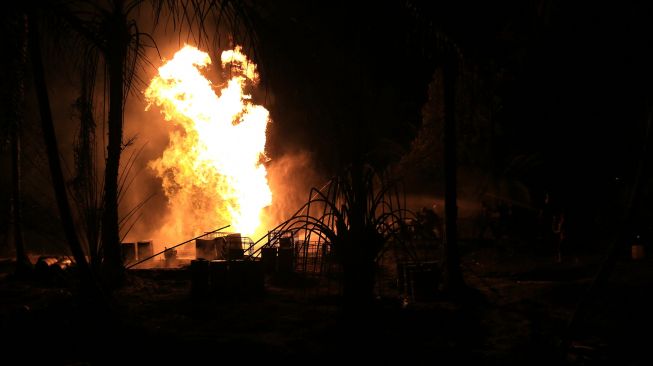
145, 45, 271, 240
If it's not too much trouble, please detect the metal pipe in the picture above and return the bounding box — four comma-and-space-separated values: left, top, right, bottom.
125, 225, 230, 269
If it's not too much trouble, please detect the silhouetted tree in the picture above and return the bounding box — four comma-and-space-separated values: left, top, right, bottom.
442, 50, 465, 292
100, 0, 131, 286
259, 163, 409, 310
3, 11, 32, 275
27, 12, 95, 285
70, 48, 101, 269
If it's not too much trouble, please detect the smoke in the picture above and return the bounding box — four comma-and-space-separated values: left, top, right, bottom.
118, 79, 173, 253
262, 151, 323, 231
117, 37, 195, 253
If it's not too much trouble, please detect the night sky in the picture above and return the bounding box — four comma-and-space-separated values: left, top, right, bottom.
2, 0, 653, 246
254, 0, 653, 225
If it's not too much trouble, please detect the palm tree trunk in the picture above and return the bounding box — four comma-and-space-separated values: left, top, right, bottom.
27, 12, 93, 283
100, 4, 128, 286
9, 97, 30, 274
8, 13, 31, 275
442, 58, 466, 292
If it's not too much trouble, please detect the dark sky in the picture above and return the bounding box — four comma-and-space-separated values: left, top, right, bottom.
250, 1, 653, 208
2, 0, 653, 248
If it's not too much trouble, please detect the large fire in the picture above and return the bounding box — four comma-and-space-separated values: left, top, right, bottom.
145, 45, 271, 241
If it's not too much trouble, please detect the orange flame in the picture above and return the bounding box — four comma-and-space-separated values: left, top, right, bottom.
145, 45, 271, 239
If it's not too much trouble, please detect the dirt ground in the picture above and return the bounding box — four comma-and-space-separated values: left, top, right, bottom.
1, 238, 652, 365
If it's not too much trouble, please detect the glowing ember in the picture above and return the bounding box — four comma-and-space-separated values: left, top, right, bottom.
145, 45, 271, 238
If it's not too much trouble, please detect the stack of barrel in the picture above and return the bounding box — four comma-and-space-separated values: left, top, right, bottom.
121, 240, 153, 266
260, 236, 295, 276
190, 234, 263, 299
